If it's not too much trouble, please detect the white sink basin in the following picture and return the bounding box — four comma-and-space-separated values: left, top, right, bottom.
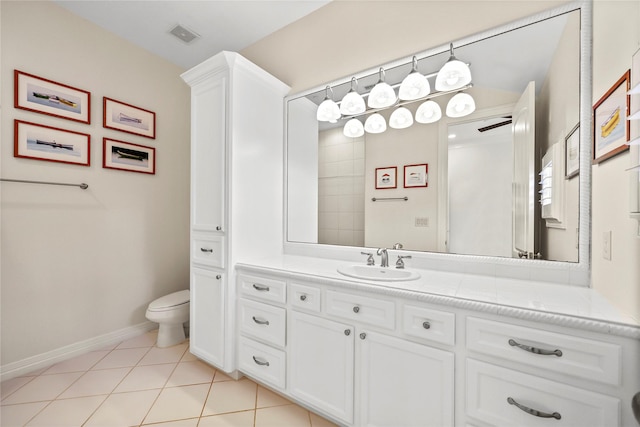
337, 264, 421, 282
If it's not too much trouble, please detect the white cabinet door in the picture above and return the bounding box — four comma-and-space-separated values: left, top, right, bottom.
289, 311, 355, 425
190, 267, 225, 367
190, 77, 226, 234
358, 330, 454, 427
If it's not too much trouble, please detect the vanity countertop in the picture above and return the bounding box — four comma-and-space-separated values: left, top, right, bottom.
236, 255, 640, 339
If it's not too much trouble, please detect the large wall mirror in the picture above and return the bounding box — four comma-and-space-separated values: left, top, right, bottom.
286, 3, 591, 273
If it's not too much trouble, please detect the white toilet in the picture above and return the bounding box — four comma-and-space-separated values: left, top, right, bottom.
145, 290, 190, 348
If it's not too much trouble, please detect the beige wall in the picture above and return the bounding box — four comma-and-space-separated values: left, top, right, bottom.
538, 11, 580, 262
591, 0, 640, 322
242, 0, 639, 321
1, 1, 191, 366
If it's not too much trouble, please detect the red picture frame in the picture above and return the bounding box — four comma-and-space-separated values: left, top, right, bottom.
375, 166, 397, 189
103, 138, 156, 175
14, 70, 91, 124
103, 97, 156, 139
404, 163, 428, 188
14, 120, 91, 166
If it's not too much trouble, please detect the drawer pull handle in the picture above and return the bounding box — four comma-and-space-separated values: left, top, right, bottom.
252, 356, 270, 367
360, 332, 367, 340
422, 321, 431, 329
344, 329, 351, 336
252, 316, 270, 326
252, 284, 270, 292
200, 248, 213, 253
300, 294, 307, 301
508, 339, 563, 357
216, 226, 222, 231
216, 275, 222, 280
353, 306, 360, 313
507, 397, 561, 420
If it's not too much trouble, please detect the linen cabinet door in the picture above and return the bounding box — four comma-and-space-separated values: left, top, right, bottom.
190, 76, 226, 234
358, 330, 454, 427
190, 267, 225, 367
289, 311, 355, 425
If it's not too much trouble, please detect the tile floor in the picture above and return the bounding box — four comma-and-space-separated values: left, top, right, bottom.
0, 330, 338, 427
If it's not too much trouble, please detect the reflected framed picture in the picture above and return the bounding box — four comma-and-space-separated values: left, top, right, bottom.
375, 166, 397, 189
103, 97, 156, 139
565, 123, 580, 178
404, 163, 428, 188
14, 70, 91, 124
14, 120, 90, 166
103, 138, 155, 174
593, 70, 630, 164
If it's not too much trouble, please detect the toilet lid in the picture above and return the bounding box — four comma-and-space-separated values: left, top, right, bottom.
148, 290, 190, 310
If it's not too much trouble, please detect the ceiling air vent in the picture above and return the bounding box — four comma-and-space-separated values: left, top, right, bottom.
169, 24, 199, 44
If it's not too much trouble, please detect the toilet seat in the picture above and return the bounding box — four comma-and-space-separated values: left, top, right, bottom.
147, 290, 189, 312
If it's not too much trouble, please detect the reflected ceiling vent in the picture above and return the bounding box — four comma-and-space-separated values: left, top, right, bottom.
169, 24, 199, 44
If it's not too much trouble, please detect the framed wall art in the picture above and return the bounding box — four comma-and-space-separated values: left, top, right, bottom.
404, 163, 428, 188
593, 70, 630, 164
14, 120, 90, 166
375, 166, 397, 189
103, 138, 155, 174
14, 70, 91, 124
565, 123, 580, 178
103, 97, 156, 139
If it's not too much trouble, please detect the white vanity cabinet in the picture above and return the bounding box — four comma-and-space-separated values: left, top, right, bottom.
181, 52, 289, 372
236, 271, 456, 427
464, 316, 639, 427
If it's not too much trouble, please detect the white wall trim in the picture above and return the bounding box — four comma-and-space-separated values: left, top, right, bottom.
0, 321, 157, 382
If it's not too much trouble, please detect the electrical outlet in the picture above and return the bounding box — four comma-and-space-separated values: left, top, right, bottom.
603, 231, 612, 260
415, 217, 429, 227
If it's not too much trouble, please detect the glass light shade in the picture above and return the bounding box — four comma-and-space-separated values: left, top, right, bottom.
364, 113, 387, 134
340, 91, 366, 115
399, 72, 431, 101
368, 82, 397, 108
435, 59, 472, 91
415, 100, 442, 124
343, 118, 364, 138
389, 107, 414, 129
317, 98, 340, 122
446, 93, 476, 118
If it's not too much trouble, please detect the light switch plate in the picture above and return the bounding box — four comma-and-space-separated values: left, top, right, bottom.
603, 231, 612, 260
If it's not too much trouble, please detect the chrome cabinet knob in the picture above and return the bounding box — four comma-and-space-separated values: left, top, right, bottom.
353, 306, 360, 313
216, 226, 222, 231
344, 329, 351, 336
422, 321, 431, 329
300, 294, 307, 301
360, 332, 367, 340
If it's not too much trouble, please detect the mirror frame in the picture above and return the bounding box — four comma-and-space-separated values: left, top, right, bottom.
283, 1, 592, 286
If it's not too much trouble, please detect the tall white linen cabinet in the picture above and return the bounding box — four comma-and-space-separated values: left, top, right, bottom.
181, 52, 290, 373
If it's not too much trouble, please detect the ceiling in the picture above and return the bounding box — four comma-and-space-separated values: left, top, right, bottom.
53, 0, 331, 70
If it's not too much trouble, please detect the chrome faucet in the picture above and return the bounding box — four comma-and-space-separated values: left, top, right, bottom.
377, 248, 389, 267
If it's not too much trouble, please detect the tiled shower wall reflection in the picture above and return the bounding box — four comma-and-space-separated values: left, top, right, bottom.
318, 128, 365, 246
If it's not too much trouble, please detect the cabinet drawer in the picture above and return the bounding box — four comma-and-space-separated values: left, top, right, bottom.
239, 299, 286, 348
402, 304, 455, 346
466, 359, 620, 426
191, 234, 224, 268
466, 317, 621, 385
325, 290, 395, 330
289, 282, 321, 312
238, 337, 286, 390
238, 274, 286, 304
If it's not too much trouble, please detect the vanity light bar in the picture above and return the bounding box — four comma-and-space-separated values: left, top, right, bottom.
339, 83, 473, 121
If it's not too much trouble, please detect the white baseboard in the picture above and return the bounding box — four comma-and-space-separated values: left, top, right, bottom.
0, 321, 157, 382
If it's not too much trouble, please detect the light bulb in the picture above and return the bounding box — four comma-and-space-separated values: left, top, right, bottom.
364, 113, 387, 134
389, 107, 414, 129
415, 100, 442, 124
446, 93, 475, 118
343, 118, 364, 138
368, 68, 397, 108
435, 44, 472, 92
